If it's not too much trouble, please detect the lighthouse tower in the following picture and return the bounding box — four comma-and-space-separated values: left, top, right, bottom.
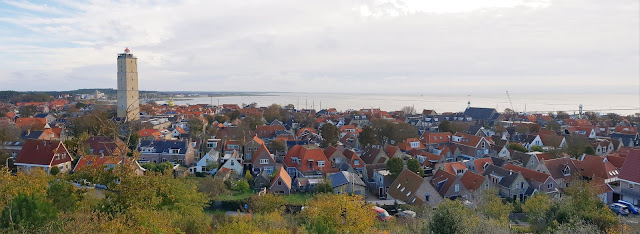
117, 48, 140, 121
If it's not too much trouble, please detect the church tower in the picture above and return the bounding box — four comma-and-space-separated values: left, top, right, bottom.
117, 48, 140, 121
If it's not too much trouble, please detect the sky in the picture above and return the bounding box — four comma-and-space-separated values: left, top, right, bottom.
0, 0, 638, 94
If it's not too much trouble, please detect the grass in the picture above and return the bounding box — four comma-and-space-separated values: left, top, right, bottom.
214, 190, 254, 201
283, 193, 315, 206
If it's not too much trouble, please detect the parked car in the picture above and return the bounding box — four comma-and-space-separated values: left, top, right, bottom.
609, 203, 630, 216
616, 200, 639, 214
372, 206, 391, 221
395, 210, 416, 219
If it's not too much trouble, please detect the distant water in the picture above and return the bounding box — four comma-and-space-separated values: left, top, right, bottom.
157, 93, 640, 115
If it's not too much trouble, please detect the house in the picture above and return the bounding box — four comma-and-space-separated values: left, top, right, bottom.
270, 166, 292, 195
534, 157, 578, 189
256, 125, 287, 139
511, 151, 541, 170
73, 155, 145, 176
14, 139, 73, 174
491, 144, 511, 158
504, 164, 558, 195
253, 171, 271, 190
370, 169, 393, 199
482, 164, 531, 201
139, 128, 163, 141
460, 170, 489, 193
171, 127, 187, 138
342, 148, 364, 173
190, 153, 219, 174
15, 117, 48, 130
219, 151, 243, 176
388, 169, 430, 205
251, 143, 276, 175
573, 155, 619, 183
360, 146, 389, 165
398, 138, 425, 151
420, 132, 452, 148
329, 171, 366, 195
617, 149, 640, 206
463, 107, 499, 125
539, 134, 567, 150
83, 136, 128, 156
224, 140, 242, 155
385, 145, 406, 159
430, 169, 467, 199
243, 136, 265, 168
451, 132, 492, 159
439, 161, 467, 176
283, 145, 330, 178
324, 145, 348, 168
565, 126, 597, 138
591, 140, 614, 156
138, 140, 195, 166
468, 157, 494, 174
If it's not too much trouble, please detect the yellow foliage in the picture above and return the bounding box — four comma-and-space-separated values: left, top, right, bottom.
302, 193, 375, 233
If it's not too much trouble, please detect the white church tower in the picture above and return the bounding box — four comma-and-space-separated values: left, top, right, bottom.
117, 48, 140, 121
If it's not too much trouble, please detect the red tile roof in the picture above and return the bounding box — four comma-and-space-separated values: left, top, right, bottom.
15, 118, 47, 129
443, 162, 466, 174
73, 155, 125, 172
256, 125, 286, 138
15, 139, 72, 166
473, 158, 494, 174
271, 166, 292, 189
283, 145, 329, 173
573, 155, 619, 180
460, 170, 485, 191
420, 132, 452, 145
619, 149, 640, 183
504, 163, 551, 183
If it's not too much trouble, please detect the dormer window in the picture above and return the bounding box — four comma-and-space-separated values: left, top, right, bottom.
562, 166, 571, 176
169, 149, 180, 154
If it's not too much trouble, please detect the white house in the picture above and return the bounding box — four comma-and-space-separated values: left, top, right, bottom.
219, 152, 243, 176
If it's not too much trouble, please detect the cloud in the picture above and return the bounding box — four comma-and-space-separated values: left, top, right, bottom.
0, 0, 637, 94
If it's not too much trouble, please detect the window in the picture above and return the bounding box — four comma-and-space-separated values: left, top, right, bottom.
425, 193, 430, 202
407, 191, 412, 197
548, 183, 553, 189
170, 149, 180, 154
277, 180, 282, 186
400, 187, 405, 192
397, 184, 401, 189
260, 159, 269, 165
161, 158, 167, 162
354, 160, 360, 165
630, 183, 634, 190
230, 161, 234, 166
318, 161, 325, 167
455, 184, 459, 192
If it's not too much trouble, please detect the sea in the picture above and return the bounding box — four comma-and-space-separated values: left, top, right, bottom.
156, 93, 640, 116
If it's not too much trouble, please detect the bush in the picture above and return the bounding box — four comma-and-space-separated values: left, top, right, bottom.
50, 167, 60, 176
1, 193, 57, 228
530, 145, 543, 152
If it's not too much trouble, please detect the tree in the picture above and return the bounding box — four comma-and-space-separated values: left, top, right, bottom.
214, 115, 230, 123
240, 114, 263, 132
401, 106, 416, 115
246, 102, 258, 108
358, 125, 378, 146
522, 192, 551, 232
545, 121, 561, 131
18, 105, 37, 117
606, 113, 621, 125
406, 158, 423, 177
556, 180, 620, 232
247, 193, 285, 214
263, 104, 283, 123
555, 111, 569, 120
387, 157, 404, 177
245, 171, 254, 188
270, 140, 286, 154
439, 120, 454, 133
584, 145, 595, 155
584, 111, 598, 120
301, 193, 374, 234
476, 189, 512, 227
227, 110, 241, 120
515, 125, 529, 134
429, 199, 478, 234
1, 193, 57, 228
503, 108, 515, 114
187, 118, 204, 138
50, 166, 60, 176
508, 143, 527, 153
320, 123, 339, 147
285, 104, 295, 109
565, 136, 589, 158
531, 145, 544, 152
315, 182, 333, 193
47, 180, 80, 212
0, 124, 20, 149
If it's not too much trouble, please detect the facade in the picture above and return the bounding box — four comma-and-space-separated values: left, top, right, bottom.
117, 48, 140, 120
329, 171, 366, 195
270, 166, 292, 195
138, 140, 195, 166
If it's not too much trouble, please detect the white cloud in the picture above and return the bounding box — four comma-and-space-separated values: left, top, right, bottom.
0, 0, 637, 94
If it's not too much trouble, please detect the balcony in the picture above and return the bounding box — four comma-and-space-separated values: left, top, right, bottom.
612, 185, 640, 198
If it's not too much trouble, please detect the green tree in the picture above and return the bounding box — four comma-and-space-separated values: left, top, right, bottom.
555, 111, 570, 120
476, 189, 512, 227
187, 118, 204, 138
302, 193, 374, 234
387, 157, 404, 177
240, 114, 263, 131
508, 143, 527, 153
50, 166, 60, 176
245, 171, 254, 189
47, 180, 80, 212
531, 145, 544, 152
315, 182, 333, 193
523, 192, 552, 232
545, 121, 561, 131
429, 199, 478, 234
1, 193, 57, 228
320, 123, 339, 147
584, 145, 595, 155
358, 125, 378, 146
228, 110, 241, 120
565, 136, 589, 158
270, 140, 286, 154
439, 120, 454, 133
406, 158, 423, 177
247, 193, 285, 214
263, 104, 283, 123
